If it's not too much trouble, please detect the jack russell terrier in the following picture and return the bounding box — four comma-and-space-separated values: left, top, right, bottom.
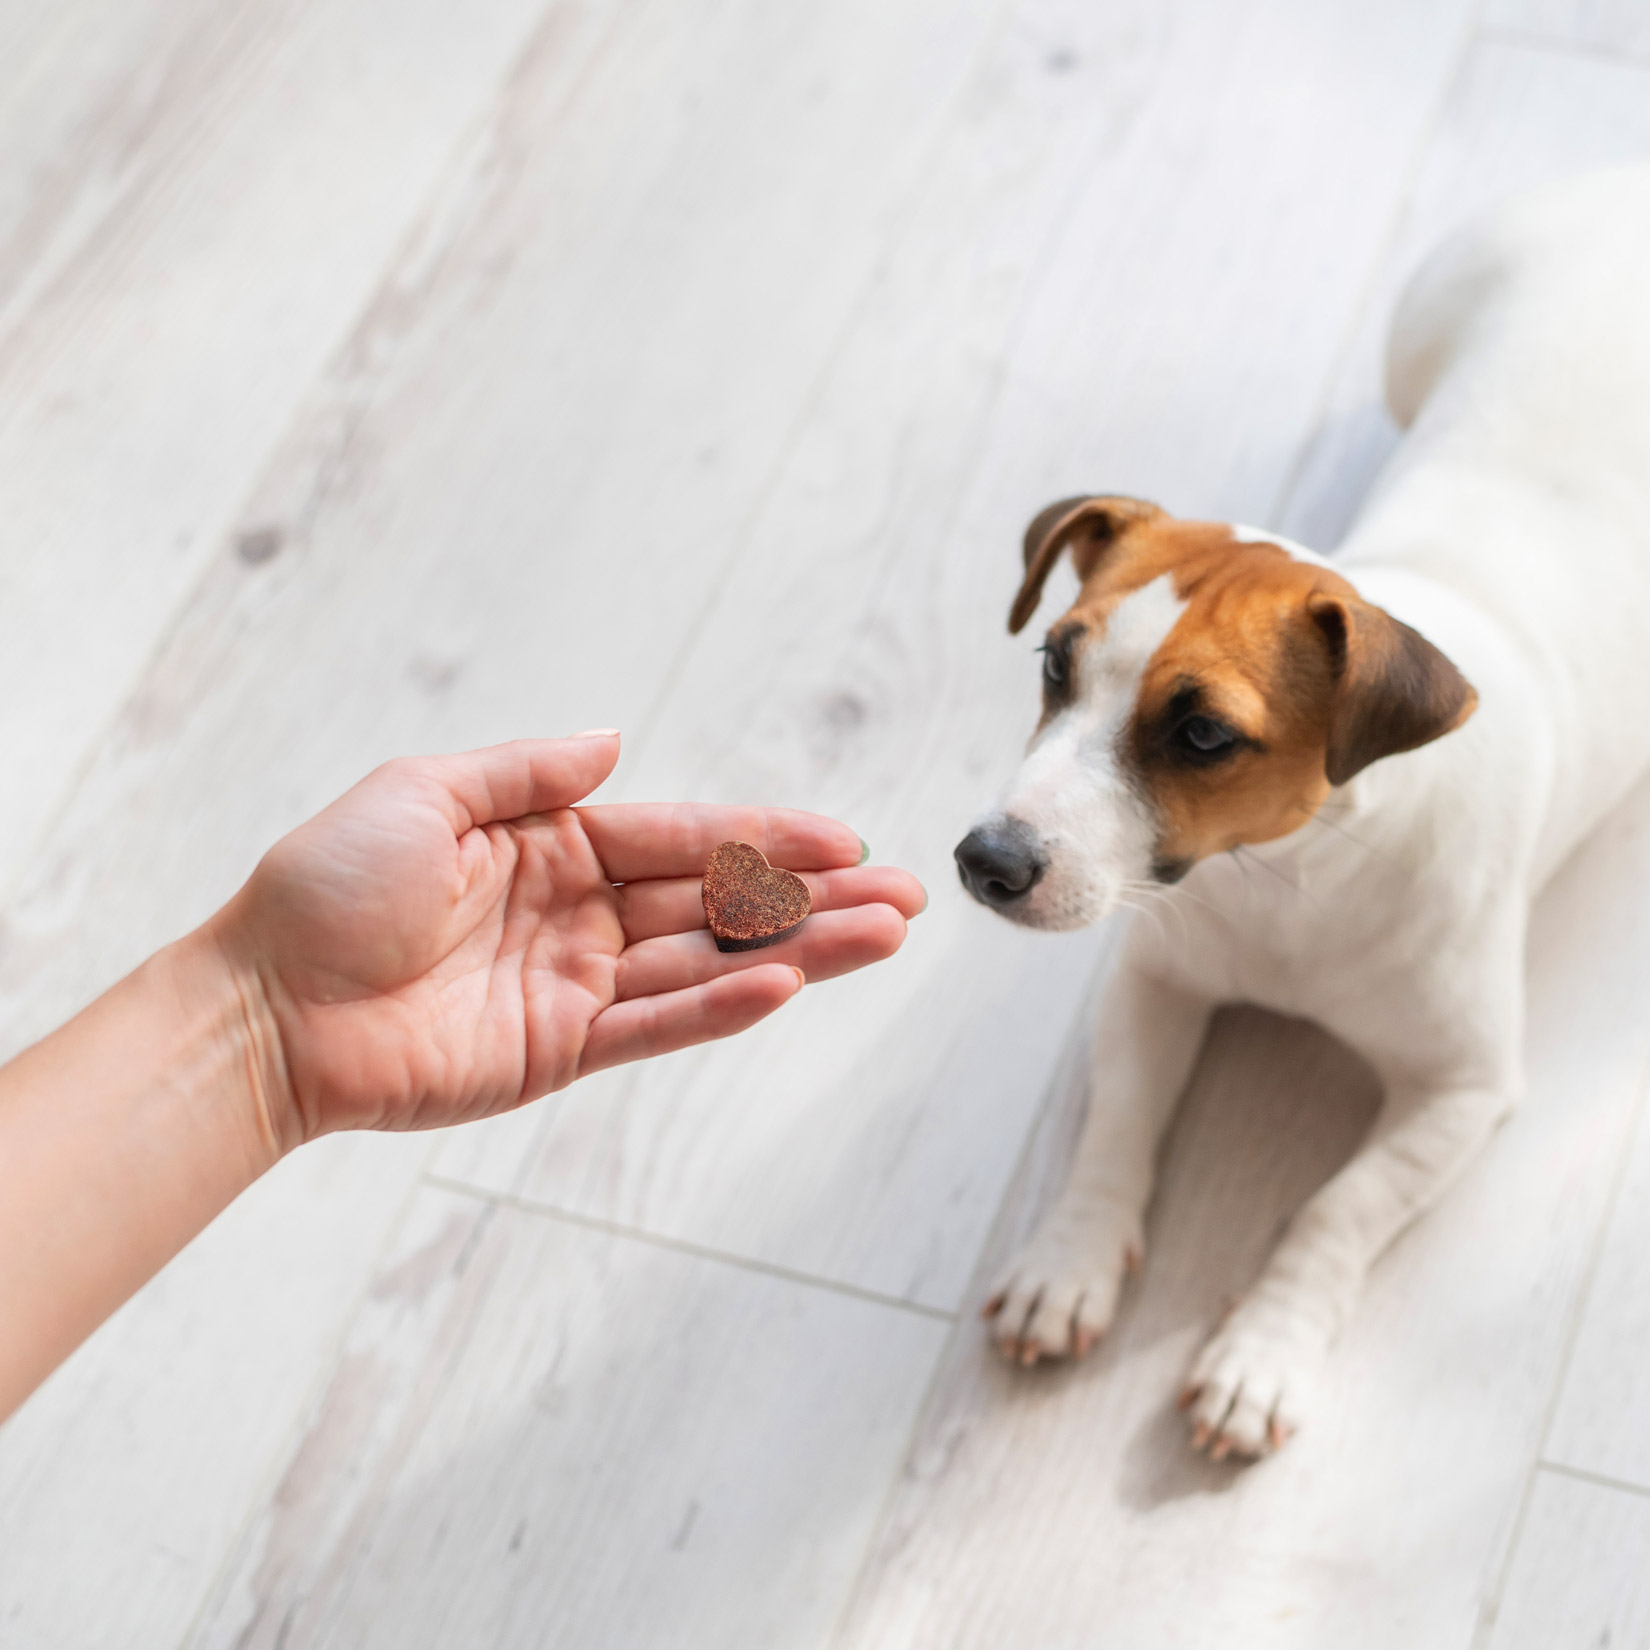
955, 163, 1650, 1460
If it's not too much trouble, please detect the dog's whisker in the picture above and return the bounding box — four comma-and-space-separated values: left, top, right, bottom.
1307, 811, 1391, 862
1114, 882, 1190, 948
1226, 845, 1261, 905
1231, 845, 1323, 911
1114, 893, 1172, 949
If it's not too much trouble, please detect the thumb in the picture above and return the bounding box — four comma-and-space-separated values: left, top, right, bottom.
427, 732, 622, 829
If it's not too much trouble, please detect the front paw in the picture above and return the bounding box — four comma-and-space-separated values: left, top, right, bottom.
1179, 1297, 1329, 1460
981, 1200, 1142, 1367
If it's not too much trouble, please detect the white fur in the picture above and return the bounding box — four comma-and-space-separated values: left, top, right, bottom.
1229, 521, 1335, 571
989, 575, 1186, 928
983, 164, 1650, 1458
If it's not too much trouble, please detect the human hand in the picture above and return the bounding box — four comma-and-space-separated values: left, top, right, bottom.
211, 732, 924, 1151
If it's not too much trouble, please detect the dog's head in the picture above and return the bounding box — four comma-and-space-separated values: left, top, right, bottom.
955, 496, 1478, 929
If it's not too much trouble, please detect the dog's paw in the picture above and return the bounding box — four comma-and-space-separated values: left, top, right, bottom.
1178, 1297, 1328, 1460
981, 1199, 1143, 1366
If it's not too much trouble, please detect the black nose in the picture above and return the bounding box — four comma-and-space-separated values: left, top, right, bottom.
955, 818, 1046, 907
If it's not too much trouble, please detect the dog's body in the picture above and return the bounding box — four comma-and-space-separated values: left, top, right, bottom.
957, 165, 1650, 1458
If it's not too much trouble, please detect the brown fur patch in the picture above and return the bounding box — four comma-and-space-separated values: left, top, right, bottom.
1307, 593, 1478, 786
1010, 495, 1165, 634
1014, 502, 1477, 869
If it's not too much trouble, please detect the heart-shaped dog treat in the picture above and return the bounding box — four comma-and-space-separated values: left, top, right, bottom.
702, 841, 812, 953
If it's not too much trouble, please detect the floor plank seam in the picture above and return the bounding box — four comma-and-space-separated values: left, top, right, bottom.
421, 1172, 960, 1323
820, 959, 1107, 1650
1269, 0, 1488, 535
1475, 26, 1650, 76
1535, 1458, 1650, 1504
171, 1138, 444, 1650
1471, 1031, 1650, 1648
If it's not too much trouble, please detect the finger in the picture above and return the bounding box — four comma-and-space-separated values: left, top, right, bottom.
614, 905, 907, 1001
578, 964, 804, 1076
616, 864, 926, 942
408, 733, 622, 831
575, 803, 864, 881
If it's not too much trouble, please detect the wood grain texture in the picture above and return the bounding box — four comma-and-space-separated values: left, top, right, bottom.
835, 772, 1650, 1650
1280, 39, 1650, 551
0, 0, 220, 335
1487, 1470, 1650, 1650
187, 1186, 947, 1650
0, 0, 571, 896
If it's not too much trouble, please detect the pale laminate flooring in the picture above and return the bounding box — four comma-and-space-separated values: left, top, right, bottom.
3, 5, 1650, 1648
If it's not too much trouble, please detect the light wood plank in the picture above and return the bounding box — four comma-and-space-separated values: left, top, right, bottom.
435, 0, 1485, 1306
0, 0, 221, 333
836, 770, 1650, 1650
1280, 39, 1650, 550
0, 1129, 431, 1650
1483, 0, 1650, 57
187, 1186, 947, 1650
1487, 1470, 1650, 1650
1540, 1051, 1650, 1486
0, 0, 582, 896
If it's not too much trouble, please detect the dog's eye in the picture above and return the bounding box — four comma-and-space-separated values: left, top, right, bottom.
1177, 715, 1236, 756
1039, 641, 1069, 693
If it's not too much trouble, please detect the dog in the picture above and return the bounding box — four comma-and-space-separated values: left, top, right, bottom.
955, 163, 1650, 1459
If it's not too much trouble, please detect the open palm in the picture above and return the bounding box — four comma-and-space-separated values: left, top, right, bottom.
217, 734, 923, 1148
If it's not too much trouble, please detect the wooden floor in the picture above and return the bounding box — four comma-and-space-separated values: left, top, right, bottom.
3, 2, 1650, 1645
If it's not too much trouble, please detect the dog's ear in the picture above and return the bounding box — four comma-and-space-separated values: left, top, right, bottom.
1307, 591, 1477, 785
1008, 495, 1164, 634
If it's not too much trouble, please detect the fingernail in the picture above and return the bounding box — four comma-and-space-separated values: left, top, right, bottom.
789, 967, 807, 989
857, 838, 870, 865
916, 881, 929, 915
572, 727, 620, 739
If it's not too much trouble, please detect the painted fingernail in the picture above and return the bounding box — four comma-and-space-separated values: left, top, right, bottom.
857, 838, 870, 865
571, 727, 620, 739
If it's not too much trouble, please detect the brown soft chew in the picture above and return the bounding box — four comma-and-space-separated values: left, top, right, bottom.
701, 841, 812, 953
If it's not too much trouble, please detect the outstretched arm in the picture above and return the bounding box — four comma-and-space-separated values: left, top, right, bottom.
0, 732, 924, 1421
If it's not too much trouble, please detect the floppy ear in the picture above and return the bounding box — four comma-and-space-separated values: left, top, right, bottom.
1008, 494, 1164, 634
1307, 591, 1478, 785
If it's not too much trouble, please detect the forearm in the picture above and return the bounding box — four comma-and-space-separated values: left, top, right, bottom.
0, 925, 281, 1422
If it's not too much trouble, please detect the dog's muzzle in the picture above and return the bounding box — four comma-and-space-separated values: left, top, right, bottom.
954, 816, 1046, 909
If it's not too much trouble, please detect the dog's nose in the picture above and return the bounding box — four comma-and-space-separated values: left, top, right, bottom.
955, 818, 1046, 907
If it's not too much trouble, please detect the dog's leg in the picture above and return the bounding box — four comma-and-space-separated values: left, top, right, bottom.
1181, 1074, 1517, 1458
984, 958, 1212, 1364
